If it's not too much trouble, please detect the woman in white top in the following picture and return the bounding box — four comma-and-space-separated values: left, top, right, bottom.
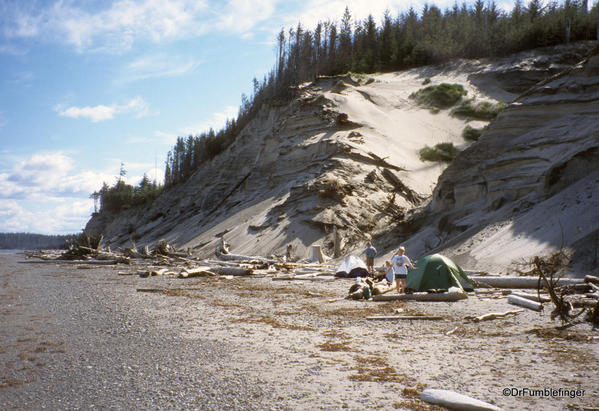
390, 246, 416, 293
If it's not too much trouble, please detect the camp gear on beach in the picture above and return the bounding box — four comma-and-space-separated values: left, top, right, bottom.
335, 256, 369, 278
405, 254, 474, 292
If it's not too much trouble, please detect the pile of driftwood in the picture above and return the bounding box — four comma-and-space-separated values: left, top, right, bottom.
24, 233, 129, 264
24, 236, 336, 281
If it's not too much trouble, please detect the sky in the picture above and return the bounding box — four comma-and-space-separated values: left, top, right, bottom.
0, 0, 514, 235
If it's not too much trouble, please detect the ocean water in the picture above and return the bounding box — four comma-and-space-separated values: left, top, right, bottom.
0, 249, 24, 253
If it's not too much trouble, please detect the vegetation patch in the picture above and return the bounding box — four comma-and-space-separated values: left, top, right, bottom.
462, 125, 484, 141
419, 143, 460, 162
231, 315, 315, 331
409, 83, 467, 109
526, 327, 596, 342
349, 355, 414, 383
451, 99, 505, 120
318, 341, 354, 352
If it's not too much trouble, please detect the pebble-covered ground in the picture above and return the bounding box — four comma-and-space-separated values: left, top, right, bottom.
1, 252, 598, 410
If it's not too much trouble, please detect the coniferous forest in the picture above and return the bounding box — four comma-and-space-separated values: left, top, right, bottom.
0, 232, 71, 250
96, 1, 598, 212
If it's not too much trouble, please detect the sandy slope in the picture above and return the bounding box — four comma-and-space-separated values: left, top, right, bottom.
85, 42, 598, 277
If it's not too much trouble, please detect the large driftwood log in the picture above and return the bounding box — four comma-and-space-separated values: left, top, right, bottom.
470, 276, 583, 289
366, 315, 444, 320
510, 291, 551, 303
180, 267, 217, 278
508, 295, 543, 311
374, 292, 467, 302
210, 267, 253, 276
421, 389, 500, 411
216, 251, 276, 264
272, 276, 335, 282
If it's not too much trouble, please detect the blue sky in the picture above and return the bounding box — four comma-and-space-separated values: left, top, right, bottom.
0, 0, 513, 235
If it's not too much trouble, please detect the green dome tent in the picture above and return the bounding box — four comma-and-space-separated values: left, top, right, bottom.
406, 254, 474, 292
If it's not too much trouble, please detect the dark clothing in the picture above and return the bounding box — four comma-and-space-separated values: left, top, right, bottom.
365, 246, 377, 258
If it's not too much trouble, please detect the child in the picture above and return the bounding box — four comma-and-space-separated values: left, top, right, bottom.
391, 246, 416, 293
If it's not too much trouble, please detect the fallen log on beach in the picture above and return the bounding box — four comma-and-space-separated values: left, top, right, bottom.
508, 294, 543, 311
470, 276, 583, 289
510, 291, 551, 303
210, 266, 253, 276
366, 315, 445, 320
421, 388, 500, 411
215, 250, 277, 264
179, 267, 217, 278
373, 292, 467, 302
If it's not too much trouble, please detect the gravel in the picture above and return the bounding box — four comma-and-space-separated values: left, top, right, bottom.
0, 253, 268, 410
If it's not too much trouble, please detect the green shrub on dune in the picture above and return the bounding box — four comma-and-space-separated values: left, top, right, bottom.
419, 142, 460, 162
452, 99, 505, 120
409, 83, 467, 109
462, 125, 484, 141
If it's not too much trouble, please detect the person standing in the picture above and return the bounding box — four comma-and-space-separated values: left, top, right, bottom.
364, 242, 377, 275
391, 246, 416, 293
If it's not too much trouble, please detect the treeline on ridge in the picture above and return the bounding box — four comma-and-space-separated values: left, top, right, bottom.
92, 165, 162, 213
162, 0, 597, 187
95, 1, 598, 211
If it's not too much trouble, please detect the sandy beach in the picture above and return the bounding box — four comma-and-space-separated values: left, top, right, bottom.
1, 252, 597, 410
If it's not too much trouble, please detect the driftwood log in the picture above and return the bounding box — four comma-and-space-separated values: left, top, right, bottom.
470, 276, 583, 289
464, 310, 524, 323
421, 389, 500, 411
374, 292, 467, 302
366, 315, 445, 320
216, 251, 277, 264
180, 267, 217, 278
210, 267, 253, 276
510, 291, 551, 303
508, 295, 543, 311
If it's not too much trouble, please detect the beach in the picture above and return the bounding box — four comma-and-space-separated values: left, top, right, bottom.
1, 252, 597, 410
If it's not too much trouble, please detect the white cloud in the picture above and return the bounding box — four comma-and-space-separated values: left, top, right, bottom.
215, 0, 279, 35
0, 198, 92, 235
1, 0, 283, 53
56, 96, 150, 122
122, 54, 201, 83
0, 151, 118, 234
0, 151, 111, 200
1, 0, 208, 53
57, 104, 115, 122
